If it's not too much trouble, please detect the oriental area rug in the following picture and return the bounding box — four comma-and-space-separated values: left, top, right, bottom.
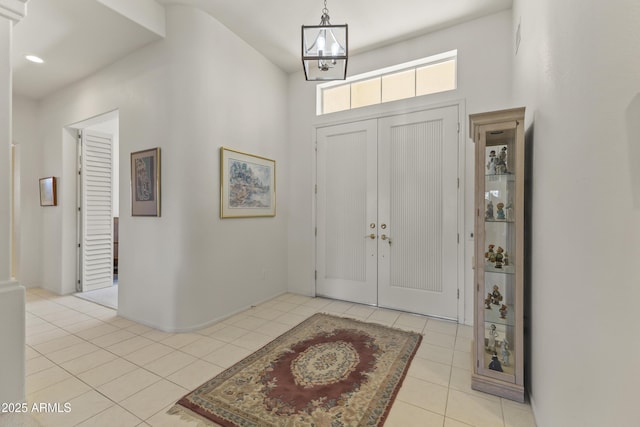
169, 313, 423, 427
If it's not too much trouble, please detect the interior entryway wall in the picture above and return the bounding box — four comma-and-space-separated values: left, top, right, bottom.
316, 105, 462, 319
15, 6, 289, 331
287, 10, 514, 326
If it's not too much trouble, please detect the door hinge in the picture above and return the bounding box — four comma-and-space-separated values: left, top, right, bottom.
457, 178, 460, 189
457, 233, 460, 244
457, 122, 460, 133
315, 184, 317, 194
77, 280, 81, 285
457, 289, 460, 299
314, 270, 317, 280
77, 243, 80, 248
315, 227, 317, 236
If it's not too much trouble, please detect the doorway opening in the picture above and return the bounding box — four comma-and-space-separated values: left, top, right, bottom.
69, 110, 119, 309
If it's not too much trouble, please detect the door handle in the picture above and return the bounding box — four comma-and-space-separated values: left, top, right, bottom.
381, 234, 392, 244
366, 234, 376, 239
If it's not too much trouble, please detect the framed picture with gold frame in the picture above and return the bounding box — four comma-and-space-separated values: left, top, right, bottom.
131, 148, 161, 217
220, 147, 276, 218
39, 177, 57, 206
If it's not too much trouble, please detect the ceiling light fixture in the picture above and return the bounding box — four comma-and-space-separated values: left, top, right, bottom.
301, 0, 348, 81
25, 55, 44, 64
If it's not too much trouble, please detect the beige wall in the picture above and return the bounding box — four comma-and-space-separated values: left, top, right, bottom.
512, 0, 640, 425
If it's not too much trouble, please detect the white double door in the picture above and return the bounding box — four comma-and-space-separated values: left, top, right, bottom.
316, 106, 459, 319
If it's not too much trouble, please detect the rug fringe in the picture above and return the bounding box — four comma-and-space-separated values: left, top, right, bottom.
318, 311, 426, 336
168, 404, 221, 426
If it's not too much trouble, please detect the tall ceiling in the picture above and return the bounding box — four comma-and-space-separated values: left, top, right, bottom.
12, 0, 512, 99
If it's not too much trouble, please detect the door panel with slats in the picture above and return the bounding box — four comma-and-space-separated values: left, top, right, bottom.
316, 120, 378, 305
378, 106, 459, 318
81, 130, 113, 292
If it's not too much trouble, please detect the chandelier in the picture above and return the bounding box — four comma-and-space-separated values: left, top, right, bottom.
301, 0, 348, 81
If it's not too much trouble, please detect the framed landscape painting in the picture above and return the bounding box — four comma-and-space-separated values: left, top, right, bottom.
220, 147, 276, 218
131, 148, 161, 216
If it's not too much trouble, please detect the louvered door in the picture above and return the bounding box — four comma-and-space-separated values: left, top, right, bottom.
80, 130, 114, 292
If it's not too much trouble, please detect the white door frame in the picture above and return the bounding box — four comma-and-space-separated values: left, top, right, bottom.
312, 99, 467, 322
67, 110, 119, 293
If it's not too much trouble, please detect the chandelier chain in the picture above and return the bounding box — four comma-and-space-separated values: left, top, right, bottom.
321, 0, 330, 24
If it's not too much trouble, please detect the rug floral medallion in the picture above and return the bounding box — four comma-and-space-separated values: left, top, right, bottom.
170, 313, 423, 427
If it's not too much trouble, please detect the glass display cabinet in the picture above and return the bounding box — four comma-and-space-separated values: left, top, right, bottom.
470, 107, 525, 402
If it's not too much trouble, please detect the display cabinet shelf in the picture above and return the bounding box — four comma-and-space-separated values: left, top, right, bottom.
470, 107, 526, 403
484, 264, 515, 274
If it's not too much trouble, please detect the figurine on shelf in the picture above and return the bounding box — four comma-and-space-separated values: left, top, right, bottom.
505, 201, 514, 221
495, 146, 508, 174
499, 304, 508, 319
489, 352, 503, 372
485, 244, 496, 263
496, 202, 505, 220
486, 150, 497, 175
485, 201, 494, 220
487, 324, 498, 352
485, 293, 493, 309
503, 251, 509, 266
501, 337, 510, 366
494, 246, 504, 269
491, 285, 503, 305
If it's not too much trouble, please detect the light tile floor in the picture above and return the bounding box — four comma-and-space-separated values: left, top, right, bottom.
0, 288, 537, 427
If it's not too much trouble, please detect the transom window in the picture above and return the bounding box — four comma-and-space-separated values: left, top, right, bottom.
317, 50, 457, 115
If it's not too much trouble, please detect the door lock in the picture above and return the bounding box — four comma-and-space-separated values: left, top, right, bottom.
381, 234, 392, 244
366, 234, 376, 239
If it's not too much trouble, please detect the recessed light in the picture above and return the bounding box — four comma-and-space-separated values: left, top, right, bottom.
25, 55, 44, 64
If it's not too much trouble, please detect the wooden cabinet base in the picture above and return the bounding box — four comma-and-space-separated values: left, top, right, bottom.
471, 373, 525, 403
471, 344, 525, 402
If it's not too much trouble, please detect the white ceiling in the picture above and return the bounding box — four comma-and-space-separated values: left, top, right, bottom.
12, 0, 163, 99
12, 0, 512, 100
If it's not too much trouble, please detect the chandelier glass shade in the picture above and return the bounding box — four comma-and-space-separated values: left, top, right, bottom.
301, 1, 348, 81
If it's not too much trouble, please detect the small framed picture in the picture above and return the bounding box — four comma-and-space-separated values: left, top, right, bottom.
220, 147, 276, 218
39, 177, 57, 206
131, 148, 161, 217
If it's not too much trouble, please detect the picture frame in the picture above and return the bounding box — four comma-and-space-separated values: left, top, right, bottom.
39, 177, 57, 206
131, 147, 161, 217
220, 147, 276, 218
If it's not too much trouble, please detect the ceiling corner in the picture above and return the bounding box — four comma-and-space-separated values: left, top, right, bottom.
95, 0, 166, 37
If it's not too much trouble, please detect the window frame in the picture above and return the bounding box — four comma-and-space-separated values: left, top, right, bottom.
316, 50, 457, 116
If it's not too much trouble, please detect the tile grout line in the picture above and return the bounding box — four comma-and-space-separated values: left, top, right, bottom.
24, 289, 529, 427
